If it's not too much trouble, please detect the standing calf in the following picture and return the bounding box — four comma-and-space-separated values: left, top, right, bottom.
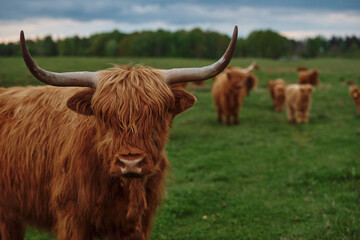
0, 27, 237, 240
285, 84, 313, 123
212, 64, 254, 125
349, 85, 360, 114
268, 78, 286, 111
299, 69, 319, 86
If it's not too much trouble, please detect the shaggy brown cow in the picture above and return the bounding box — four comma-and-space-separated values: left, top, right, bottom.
349, 85, 360, 114
214, 62, 258, 96
285, 84, 313, 123
298, 69, 319, 86
0, 26, 237, 240
296, 66, 307, 72
192, 80, 205, 86
212, 64, 254, 125
171, 82, 188, 89
268, 78, 286, 111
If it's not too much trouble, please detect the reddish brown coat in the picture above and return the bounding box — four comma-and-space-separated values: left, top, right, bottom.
296, 66, 307, 72
0, 66, 196, 240
285, 84, 313, 124
212, 67, 248, 125
349, 85, 360, 114
268, 78, 286, 111
298, 70, 319, 86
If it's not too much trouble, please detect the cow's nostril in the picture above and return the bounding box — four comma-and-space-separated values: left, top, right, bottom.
116, 159, 126, 168
137, 159, 145, 168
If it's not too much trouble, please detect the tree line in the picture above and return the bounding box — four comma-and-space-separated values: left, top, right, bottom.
1, 28, 359, 59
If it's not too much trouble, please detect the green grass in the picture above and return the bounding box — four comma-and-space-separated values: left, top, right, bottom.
1, 57, 359, 239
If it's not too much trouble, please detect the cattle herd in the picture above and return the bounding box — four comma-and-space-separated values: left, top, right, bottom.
0, 25, 358, 240
210, 64, 358, 125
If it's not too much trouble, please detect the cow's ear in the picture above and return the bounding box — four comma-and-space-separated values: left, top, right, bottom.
226, 72, 232, 80
170, 87, 196, 116
67, 88, 95, 115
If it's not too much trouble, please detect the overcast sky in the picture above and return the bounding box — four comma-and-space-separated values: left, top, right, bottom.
0, 0, 359, 43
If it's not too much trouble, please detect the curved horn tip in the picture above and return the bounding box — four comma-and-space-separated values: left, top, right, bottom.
233, 25, 238, 35
20, 30, 25, 40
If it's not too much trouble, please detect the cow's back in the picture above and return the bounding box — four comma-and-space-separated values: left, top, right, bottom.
0, 86, 94, 229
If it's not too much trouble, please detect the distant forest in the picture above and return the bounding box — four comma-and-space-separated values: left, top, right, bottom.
1, 28, 359, 59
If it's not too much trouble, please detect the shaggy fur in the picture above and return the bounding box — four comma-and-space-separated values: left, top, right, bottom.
245, 73, 258, 96
0, 65, 196, 240
349, 85, 360, 114
285, 84, 313, 124
171, 82, 188, 89
298, 69, 319, 86
268, 79, 286, 111
212, 67, 248, 125
296, 66, 307, 72
192, 80, 205, 86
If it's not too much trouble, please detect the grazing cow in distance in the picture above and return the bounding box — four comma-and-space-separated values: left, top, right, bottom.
299, 69, 320, 86
192, 80, 205, 86
349, 85, 360, 114
268, 78, 286, 111
212, 62, 255, 125
171, 82, 188, 89
285, 84, 313, 124
0, 26, 237, 240
296, 66, 307, 72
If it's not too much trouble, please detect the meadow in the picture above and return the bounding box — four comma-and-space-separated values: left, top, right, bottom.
0, 57, 359, 240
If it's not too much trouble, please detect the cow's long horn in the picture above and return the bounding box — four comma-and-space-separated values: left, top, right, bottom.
20, 31, 99, 88
162, 25, 238, 85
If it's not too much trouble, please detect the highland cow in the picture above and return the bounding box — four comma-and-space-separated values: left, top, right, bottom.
171, 82, 188, 89
0, 26, 237, 240
299, 69, 319, 86
285, 84, 313, 124
349, 85, 360, 114
296, 66, 307, 72
212, 64, 254, 125
192, 80, 205, 86
268, 78, 286, 111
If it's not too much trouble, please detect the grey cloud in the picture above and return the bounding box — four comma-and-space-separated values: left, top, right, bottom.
1, 0, 359, 21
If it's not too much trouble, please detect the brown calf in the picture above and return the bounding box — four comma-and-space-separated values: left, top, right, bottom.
285, 84, 313, 123
268, 78, 286, 111
349, 85, 360, 114
296, 66, 307, 72
299, 69, 319, 86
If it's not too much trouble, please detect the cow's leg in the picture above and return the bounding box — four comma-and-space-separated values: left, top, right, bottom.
274, 100, 279, 111
280, 103, 285, 111
303, 111, 309, 123
276, 104, 281, 111
286, 105, 295, 122
56, 213, 93, 240
357, 105, 360, 114
0, 213, 25, 240
296, 110, 303, 124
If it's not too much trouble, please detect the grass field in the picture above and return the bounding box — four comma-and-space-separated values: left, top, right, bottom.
0, 57, 359, 240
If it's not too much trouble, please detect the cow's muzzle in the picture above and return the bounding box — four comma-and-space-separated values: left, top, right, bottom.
117, 157, 144, 174
110, 153, 151, 178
